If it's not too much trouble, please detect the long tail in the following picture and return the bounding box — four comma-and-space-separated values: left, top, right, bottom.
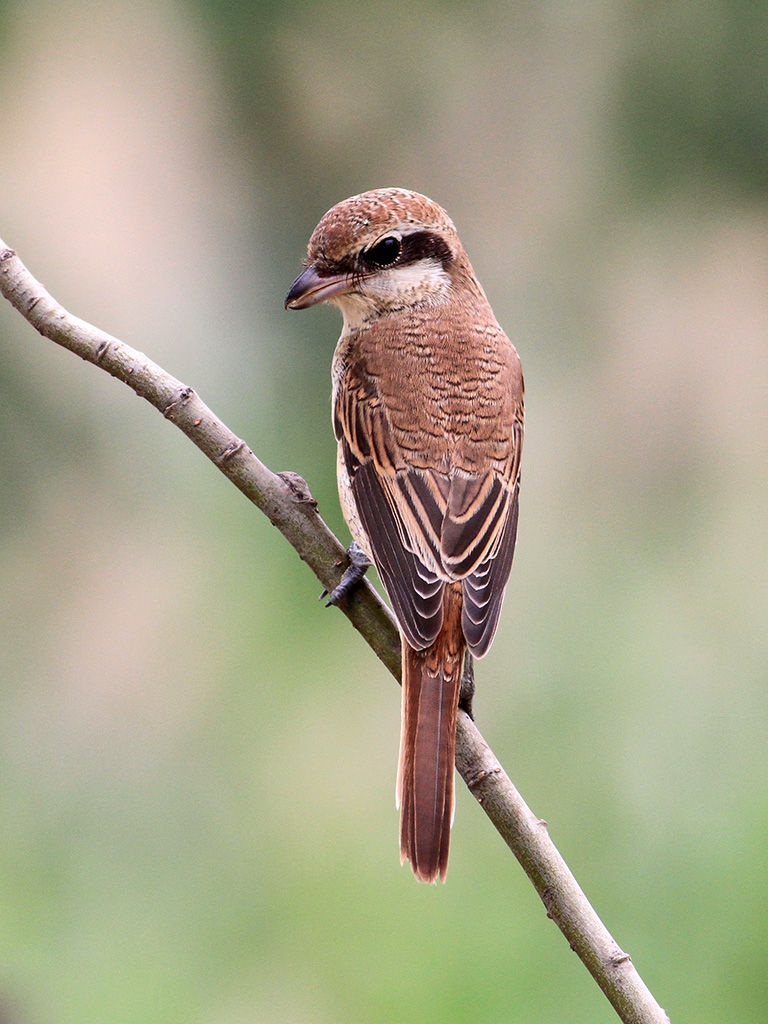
397, 582, 465, 883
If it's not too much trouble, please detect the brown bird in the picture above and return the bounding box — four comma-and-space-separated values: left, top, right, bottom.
285, 188, 524, 882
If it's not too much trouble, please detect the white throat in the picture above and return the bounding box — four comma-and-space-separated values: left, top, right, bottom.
331, 258, 451, 330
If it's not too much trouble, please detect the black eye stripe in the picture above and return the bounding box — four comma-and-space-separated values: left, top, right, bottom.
397, 230, 453, 268
358, 230, 453, 272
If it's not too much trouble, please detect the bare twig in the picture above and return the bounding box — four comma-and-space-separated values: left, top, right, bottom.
0, 239, 670, 1024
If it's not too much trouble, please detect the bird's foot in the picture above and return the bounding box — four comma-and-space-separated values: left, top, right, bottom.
459, 652, 475, 719
321, 542, 372, 606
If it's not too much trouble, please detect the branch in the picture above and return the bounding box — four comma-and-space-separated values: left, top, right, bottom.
0, 239, 670, 1024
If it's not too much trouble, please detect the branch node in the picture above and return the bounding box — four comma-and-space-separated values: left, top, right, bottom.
216, 438, 247, 464
0, 248, 15, 264
94, 339, 111, 363
277, 471, 318, 507
465, 765, 502, 792
163, 386, 195, 418
610, 952, 633, 968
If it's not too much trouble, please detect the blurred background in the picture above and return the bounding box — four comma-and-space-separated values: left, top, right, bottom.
1, 1, 767, 1021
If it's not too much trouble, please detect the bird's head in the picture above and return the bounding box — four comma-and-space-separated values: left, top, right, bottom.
285, 188, 476, 325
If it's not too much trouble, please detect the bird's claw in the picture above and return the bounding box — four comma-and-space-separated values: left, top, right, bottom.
323, 542, 372, 606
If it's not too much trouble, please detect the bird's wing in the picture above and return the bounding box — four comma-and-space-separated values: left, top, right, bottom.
335, 359, 448, 651
460, 481, 520, 657
443, 402, 524, 657
335, 358, 523, 655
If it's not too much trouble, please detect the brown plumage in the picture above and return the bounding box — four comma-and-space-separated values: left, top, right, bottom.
286, 188, 524, 882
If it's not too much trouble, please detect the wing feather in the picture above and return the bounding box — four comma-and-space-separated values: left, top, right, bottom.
462, 484, 520, 656
351, 455, 444, 650
335, 350, 523, 654
442, 474, 506, 577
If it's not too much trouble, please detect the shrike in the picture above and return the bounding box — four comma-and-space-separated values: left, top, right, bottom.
286, 188, 524, 882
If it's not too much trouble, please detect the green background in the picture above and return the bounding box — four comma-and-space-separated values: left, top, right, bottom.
1, 1, 767, 1021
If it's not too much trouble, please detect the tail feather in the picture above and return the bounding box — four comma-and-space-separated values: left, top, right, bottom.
397, 582, 464, 883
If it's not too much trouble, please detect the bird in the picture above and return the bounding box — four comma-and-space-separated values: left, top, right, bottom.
285, 188, 524, 883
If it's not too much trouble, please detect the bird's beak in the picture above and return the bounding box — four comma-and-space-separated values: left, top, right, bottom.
285, 264, 352, 310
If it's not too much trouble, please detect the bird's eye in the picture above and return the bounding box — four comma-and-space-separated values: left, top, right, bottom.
364, 236, 401, 267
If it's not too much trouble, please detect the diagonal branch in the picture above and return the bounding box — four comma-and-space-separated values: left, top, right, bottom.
0, 239, 670, 1024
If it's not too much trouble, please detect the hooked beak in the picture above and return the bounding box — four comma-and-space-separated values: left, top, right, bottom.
284, 264, 353, 310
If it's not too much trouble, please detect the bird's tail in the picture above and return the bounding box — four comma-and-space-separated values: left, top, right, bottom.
397, 581, 464, 883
